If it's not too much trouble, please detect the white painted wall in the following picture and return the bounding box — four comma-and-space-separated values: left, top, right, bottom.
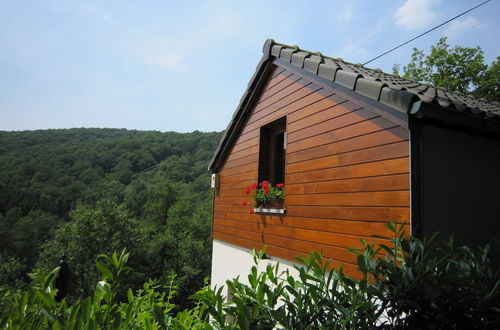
211, 239, 299, 296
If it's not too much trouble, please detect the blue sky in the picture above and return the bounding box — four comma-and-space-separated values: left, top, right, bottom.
1, 0, 499, 132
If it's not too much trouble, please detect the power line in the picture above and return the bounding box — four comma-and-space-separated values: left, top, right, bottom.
362, 0, 492, 66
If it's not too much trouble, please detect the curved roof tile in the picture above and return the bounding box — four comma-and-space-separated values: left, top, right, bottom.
267, 40, 499, 119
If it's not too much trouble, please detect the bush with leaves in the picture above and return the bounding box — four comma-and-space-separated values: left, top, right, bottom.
358, 223, 500, 328
197, 224, 500, 329
0, 249, 210, 329
2, 224, 499, 329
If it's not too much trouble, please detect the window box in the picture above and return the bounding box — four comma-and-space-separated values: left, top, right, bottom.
254, 198, 285, 214
253, 207, 286, 215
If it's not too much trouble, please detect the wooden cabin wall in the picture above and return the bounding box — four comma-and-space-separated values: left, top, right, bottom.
213, 64, 411, 277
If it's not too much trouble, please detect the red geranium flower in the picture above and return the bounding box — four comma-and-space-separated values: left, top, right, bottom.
251, 183, 258, 189
261, 180, 269, 189
276, 183, 284, 189
249, 208, 254, 214
245, 186, 251, 194
242, 200, 248, 206
264, 187, 270, 195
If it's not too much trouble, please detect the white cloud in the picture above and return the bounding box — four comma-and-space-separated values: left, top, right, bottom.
444, 17, 483, 40
395, 0, 441, 31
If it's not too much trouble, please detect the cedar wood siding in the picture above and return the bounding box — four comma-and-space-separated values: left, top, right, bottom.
213, 63, 411, 277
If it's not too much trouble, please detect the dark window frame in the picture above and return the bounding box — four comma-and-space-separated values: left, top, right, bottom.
258, 117, 286, 186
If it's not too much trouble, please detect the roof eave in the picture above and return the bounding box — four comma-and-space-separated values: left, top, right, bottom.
410, 101, 500, 137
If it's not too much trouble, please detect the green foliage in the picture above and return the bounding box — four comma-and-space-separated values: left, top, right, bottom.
10, 211, 61, 267
393, 37, 499, 102
0, 250, 191, 329
474, 56, 500, 102
0, 253, 26, 312
39, 199, 142, 298
197, 224, 500, 329
0, 128, 222, 301
2, 230, 500, 329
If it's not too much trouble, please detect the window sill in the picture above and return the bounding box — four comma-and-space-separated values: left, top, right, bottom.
253, 207, 286, 215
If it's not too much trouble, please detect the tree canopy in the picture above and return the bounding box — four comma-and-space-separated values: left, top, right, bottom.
0, 128, 222, 307
393, 37, 499, 103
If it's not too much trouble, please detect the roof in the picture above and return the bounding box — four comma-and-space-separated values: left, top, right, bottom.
270, 42, 500, 118
209, 39, 500, 172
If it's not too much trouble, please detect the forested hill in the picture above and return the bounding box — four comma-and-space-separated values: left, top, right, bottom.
0, 128, 223, 305
0, 128, 221, 218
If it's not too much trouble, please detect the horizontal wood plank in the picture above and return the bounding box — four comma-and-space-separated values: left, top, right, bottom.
215, 218, 396, 250
230, 128, 260, 147
217, 188, 254, 198
247, 84, 321, 128
288, 101, 357, 132
287, 93, 352, 124
287, 127, 408, 163
287, 157, 409, 184
215, 212, 410, 238
286, 174, 410, 194
287, 116, 397, 153
213, 224, 263, 243
252, 78, 309, 115
218, 163, 256, 177
221, 154, 258, 170
229, 136, 259, 154
286, 191, 410, 207
287, 141, 409, 174
257, 72, 301, 103
287, 108, 378, 144
214, 204, 257, 213
286, 205, 410, 222
217, 179, 256, 191
219, 171, 256, 184
214, 211, 258, 223
224, 144, 259, 163
213, 232, 263, 251
263, 233, 358, 264
215, 196, 252, 206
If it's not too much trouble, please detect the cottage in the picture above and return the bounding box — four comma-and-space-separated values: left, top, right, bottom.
209, 39, 500, 287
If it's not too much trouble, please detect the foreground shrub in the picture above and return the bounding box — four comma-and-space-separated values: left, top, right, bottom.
0, 250, 208, 329
196, 224, 500, 329
1, 224, 499, 329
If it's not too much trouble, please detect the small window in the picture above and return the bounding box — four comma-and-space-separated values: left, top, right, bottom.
258, 117, 286, 185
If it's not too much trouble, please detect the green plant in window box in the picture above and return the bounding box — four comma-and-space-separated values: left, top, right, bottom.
243, 181, 285, 210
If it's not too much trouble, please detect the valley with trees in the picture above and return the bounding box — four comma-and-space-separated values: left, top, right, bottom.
0, 128, 222, 308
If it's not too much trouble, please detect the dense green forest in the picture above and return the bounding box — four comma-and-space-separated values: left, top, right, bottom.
0, 128, 222, 306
